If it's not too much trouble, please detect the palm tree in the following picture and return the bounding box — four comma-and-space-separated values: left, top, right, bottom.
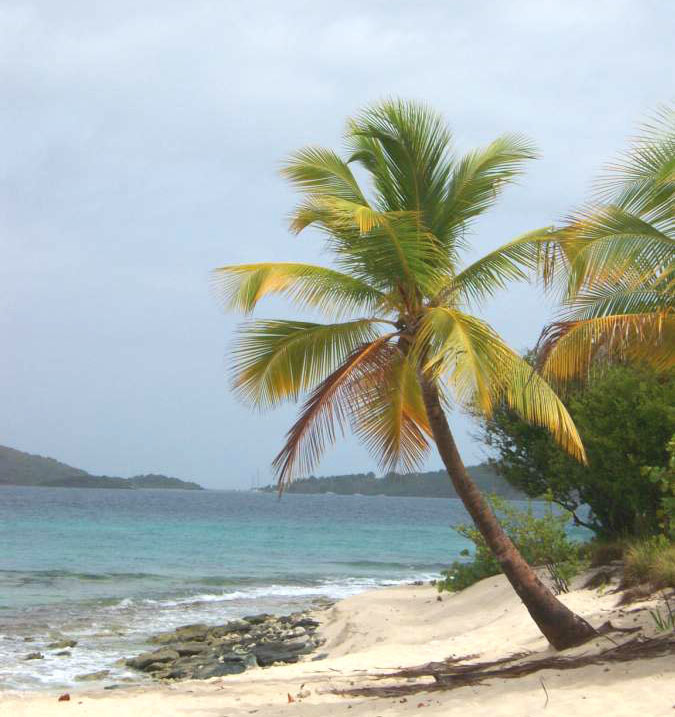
215, 100, 595, 649
539, 107, 674, 379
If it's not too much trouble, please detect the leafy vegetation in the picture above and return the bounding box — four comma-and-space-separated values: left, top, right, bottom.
481, 363, 674, 538
437, 496, 583, 593
642, 435, 675, 539
259, 464, 527, 499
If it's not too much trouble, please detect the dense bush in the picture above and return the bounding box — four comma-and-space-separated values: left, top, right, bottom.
437, 497, 582, 593
480, 364, 674, 538
642, 436, 675, 539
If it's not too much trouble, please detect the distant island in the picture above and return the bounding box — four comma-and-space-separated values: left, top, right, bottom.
258, 464, 527, 500
0, 445, 204, 490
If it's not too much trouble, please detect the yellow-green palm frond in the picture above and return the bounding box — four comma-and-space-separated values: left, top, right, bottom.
272, 335, 396, 486
539, 312, 674, 381
415, 307, 498, 414
415, 307, 585, 461
351, 351, 432, 473
288, 196, 451, 299
290, 196, 406, 236
231, 318, 383, 408
212, 262, 387, 318
281, 147, 367, 204
499, 351, 585, 462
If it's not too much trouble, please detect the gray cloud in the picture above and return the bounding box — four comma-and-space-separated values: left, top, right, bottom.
1, 0, 672, 487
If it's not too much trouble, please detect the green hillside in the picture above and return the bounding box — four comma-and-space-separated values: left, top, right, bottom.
0, 445, 203, 490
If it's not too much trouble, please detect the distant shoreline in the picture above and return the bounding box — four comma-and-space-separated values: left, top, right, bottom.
253, 488, 545, 500
0, 482, 203, 491
256, 463, 528, 500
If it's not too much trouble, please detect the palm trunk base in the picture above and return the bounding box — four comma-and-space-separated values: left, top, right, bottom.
420, 376, 595, 651
501, 565, 596, 650
532, 610, 596, 651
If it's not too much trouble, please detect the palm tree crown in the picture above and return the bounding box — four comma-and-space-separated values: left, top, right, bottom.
215, 99, 584, 485
540, 106, 674, 379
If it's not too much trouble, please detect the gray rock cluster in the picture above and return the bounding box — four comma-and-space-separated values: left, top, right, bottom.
22, 637, 78, 662
125, 611, 325, 680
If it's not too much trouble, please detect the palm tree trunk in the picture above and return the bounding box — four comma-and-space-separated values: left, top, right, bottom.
419, 375, 595, 650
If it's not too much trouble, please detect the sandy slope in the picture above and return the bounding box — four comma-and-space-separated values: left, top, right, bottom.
2, 573, 673, 717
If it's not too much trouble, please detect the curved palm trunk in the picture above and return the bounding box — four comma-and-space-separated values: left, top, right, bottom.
419, 375, 595, 650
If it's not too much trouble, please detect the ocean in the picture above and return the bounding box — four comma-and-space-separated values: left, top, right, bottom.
0, 486, 585, 691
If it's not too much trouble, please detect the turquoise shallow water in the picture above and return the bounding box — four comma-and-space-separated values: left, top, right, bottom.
0, 486, 586, 690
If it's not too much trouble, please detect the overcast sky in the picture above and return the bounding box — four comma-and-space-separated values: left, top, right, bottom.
1, 1, 672, 489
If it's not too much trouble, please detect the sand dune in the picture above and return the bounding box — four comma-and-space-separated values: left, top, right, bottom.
2, 572, 673, 716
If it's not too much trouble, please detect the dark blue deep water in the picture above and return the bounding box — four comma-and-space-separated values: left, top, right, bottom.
0, 486, 585, 690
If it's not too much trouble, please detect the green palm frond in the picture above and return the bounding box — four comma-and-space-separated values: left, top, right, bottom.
346, 99, 453, 222
443, 227, 557, 305
212, 262, 387, 318
231, 318, 383, 408
438, 134, 538, 242
564, 207, 674, 293
416, 307, 585, 460
560, 279, 673, 321
346, 130, 404, 213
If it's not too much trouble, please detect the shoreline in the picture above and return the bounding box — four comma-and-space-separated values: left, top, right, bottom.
2, 571, 673, 716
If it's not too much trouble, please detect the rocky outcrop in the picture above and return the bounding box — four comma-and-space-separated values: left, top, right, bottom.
125, 610, 326, 681
48, 639, 77, 649
75, 670, 110, 682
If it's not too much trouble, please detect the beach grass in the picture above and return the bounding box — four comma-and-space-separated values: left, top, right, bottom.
623, 537, 675, 589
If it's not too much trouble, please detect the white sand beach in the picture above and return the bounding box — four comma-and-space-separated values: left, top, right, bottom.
2, 574, 673, 717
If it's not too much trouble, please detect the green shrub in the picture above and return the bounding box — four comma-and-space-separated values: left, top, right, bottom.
480, 364, 674, 538
623, 536, 675, 589
437, 496, 583, 594
642, 435, 675, 539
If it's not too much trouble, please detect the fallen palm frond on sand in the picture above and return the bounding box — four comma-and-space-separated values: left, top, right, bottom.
334, 633, 675, 698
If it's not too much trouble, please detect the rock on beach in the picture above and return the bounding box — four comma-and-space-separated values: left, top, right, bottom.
125, 609, 326, 681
